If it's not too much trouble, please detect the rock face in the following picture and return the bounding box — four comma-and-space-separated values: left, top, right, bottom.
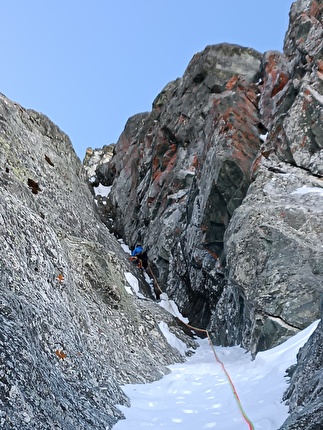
280, 313, 323, 430
0, 94, 196, 429
2, 0, 322, 427
217, 0, 323, 361
90, 1, 323, 349
92, 43, 263, 333
87, 1, 323, 427
214, 163, 323, 355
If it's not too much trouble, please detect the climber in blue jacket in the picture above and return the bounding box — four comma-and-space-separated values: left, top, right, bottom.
130, 244, 148, 269
132, 244, 143, 257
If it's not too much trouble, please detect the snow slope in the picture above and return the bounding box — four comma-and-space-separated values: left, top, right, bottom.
113, 320, 319, 430
117, 239, 319, 429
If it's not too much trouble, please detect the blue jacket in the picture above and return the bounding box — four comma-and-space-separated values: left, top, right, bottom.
132, 245, 143, 256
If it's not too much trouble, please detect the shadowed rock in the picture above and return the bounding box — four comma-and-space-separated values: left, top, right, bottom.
0, 94, 197, 429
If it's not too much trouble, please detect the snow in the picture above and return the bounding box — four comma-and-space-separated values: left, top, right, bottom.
113, 320, 319, 430
167, 189, 188, 200
260, 132, 268, 142
124, 272, 146, 299
93, 183, 112, 197
291, 186, 323, 196
118, 238, 131, 254
159, 293, 189, 323
115, 241, 320, 429
158, 321, 189, 356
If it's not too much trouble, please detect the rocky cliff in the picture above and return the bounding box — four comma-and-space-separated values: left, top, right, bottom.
1, 0, 323, 428
86, 0, 323, 428
0, 94, 197, 429
89, 0, 323, 352
89, 42, 264, 333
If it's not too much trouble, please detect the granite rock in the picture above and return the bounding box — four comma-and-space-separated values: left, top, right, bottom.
0, 94, 197, 429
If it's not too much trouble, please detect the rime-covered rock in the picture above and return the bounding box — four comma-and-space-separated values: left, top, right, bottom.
212, 161, 323, 356
215, 0, 323, 357
279, 316, 323, 430
0, 94, 196, 430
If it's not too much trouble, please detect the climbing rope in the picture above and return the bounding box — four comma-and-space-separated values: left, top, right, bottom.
147, 263, 255, 430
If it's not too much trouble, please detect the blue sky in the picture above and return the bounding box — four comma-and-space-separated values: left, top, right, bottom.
1, 1, 293, 160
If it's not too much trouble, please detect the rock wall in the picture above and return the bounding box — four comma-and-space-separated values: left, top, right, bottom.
2, 0, 323, 428
92, 43, 263, 332
88, 0, 323, 357
220, 0, 323, 356
0, 94, 196, 429
86, 3, 323, 427
280, 313, 323, 430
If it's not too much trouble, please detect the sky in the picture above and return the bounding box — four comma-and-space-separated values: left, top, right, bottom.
115, 254, 319, 430
1, 1, 294, 160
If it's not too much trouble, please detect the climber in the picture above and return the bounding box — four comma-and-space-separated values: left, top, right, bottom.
130, 243, 148, 269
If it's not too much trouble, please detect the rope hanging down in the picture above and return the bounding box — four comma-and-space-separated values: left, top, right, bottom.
147, 264, 255, 430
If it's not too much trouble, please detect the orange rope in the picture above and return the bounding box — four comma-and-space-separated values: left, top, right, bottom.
186, 323, 255, 430
148, 264, 255, 430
